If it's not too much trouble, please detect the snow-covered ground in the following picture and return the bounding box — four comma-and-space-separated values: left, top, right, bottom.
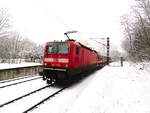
0, 61, 150, 113
67, 62, 150, 113
0, 62, 42, 70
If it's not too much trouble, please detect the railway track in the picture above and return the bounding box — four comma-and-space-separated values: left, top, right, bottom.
0, 82, 67, 113
0, 75, 38, 84
23, 87, 67, 113
0, 84, 52, 108
0, 76, 42, 89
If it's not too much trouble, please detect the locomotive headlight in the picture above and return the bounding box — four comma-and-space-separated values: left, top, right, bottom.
58, 58, 69, 63
44, 58, 54, 62
65, 64, 68, 67
44, 63, 47, 66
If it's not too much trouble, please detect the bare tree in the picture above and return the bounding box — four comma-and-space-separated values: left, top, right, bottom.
0, 8, 10, 32
0, 8, 11, 62
0, 8, 43, 63
121, 14, 136, 60
121, 0, 150, 62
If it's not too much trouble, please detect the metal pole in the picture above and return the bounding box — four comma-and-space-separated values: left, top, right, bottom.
121, 57, 123, 67
107, 37, 110, 65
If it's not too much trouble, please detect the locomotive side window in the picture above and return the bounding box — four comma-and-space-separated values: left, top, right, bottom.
76, 46, 80, 55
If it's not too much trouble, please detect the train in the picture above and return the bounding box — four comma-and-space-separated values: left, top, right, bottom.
42, 38, 110, 84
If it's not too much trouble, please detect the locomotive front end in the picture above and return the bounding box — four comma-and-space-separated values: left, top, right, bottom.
43, 42, 70, 83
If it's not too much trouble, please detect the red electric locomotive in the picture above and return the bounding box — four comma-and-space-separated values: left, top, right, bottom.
42, 39, 99, 84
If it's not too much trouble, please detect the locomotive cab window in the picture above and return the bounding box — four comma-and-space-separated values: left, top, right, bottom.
46, 43, 69, 54
46, 44, 57, 54
58, 43, 70, 54
76, 46, 80, 55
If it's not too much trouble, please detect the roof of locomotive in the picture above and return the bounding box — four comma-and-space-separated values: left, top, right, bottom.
45, 40, 98, 53
67, 40, 98, 53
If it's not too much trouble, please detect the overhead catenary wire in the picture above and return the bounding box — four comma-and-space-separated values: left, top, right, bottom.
33, 0, 73, 31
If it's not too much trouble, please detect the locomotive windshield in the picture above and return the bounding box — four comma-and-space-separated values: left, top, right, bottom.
46, 43, 69, 54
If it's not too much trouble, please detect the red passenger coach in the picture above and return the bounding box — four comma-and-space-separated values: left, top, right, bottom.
42, 40, 99, 84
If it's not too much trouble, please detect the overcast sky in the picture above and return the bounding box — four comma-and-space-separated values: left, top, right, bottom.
1, 0, 134, 51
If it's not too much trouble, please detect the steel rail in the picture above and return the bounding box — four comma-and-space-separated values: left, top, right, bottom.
0, 75, 38, 84
23, 87, 67, 113
0, 77, 42, 89
0, 84, 52, 108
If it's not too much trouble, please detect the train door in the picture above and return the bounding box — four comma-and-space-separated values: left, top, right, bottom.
75, 46, 80, 68
81, 49, 84, 66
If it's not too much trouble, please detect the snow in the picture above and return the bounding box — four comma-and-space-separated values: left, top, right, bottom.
0, 62, 42, 70
31, 71, 96, 113
0, 76, 45, 106
0, 61, 150, 113
67, 62, 150, 113
0, 86, 60, 113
